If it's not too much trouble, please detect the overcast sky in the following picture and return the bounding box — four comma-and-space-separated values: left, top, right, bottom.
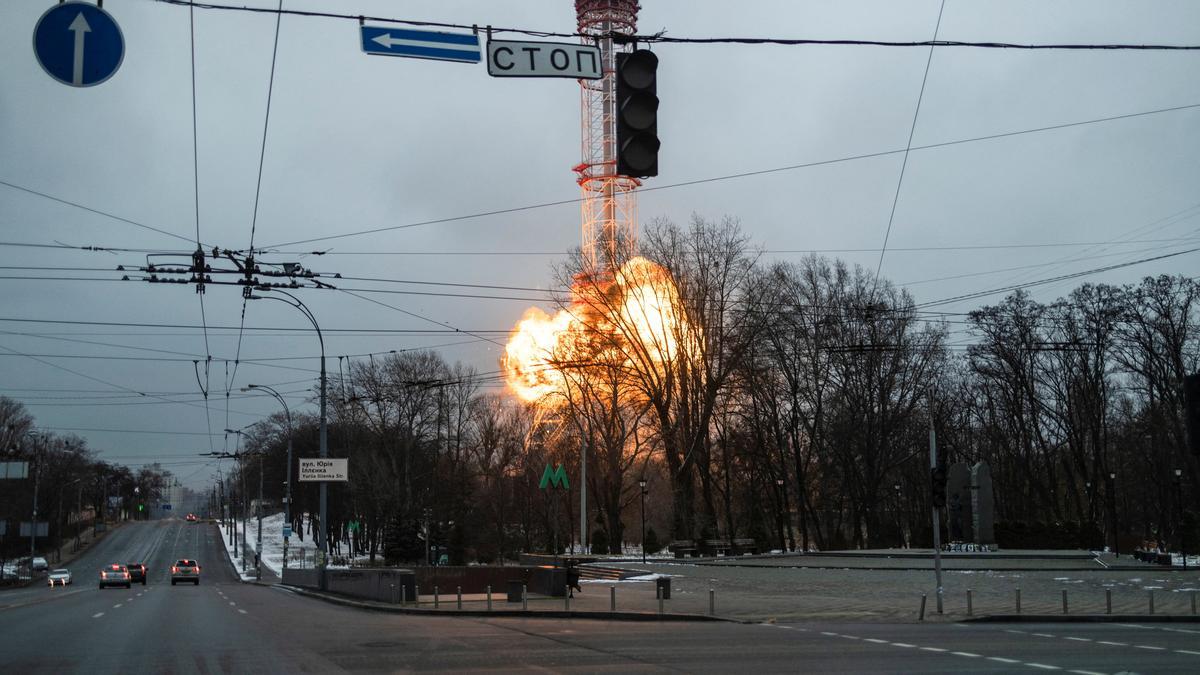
2, 0, 1198, 489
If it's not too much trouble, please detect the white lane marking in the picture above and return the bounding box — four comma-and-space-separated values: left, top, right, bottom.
1097, 641, 1127, 647
987, 657, 1020, 664
1004, 629, 1027, 635
237, 609, 247, 614
1162, 627, 1200, 635
863, 638, 888, 644
839, 635, 861, 640
1134, 645, 1166, 651
1116, 623, 1152, 630
1032, 633, 1056, 638
1176, 649, 1200, 655
92, 612, 104, 618
1064, 637, 1091, 642
891, 643, 916, 648
950, 651, 981, 658
1025, 664, 1060, 671
113, 604, 122, 608
819, 631, 837, 637
920, 647, 947, 652
228, 601, 236, 606
1069, 670, 1106, 675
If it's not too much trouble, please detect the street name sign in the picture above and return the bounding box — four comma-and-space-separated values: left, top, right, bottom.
361, 26, 480, 63
162, 503, 172, 510
33, 1, 124, 87
299, 458, 349, 482
282, 524, 292, 538
20, 522, 49, 538
487, 40, 601, 79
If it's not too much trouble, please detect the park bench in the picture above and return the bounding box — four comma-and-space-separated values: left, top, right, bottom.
668, 539, 697, 558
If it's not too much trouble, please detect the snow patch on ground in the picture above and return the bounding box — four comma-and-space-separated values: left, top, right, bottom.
216, 512, 321, 579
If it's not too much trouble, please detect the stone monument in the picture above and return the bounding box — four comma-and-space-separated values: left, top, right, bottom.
947, 462, 974, 542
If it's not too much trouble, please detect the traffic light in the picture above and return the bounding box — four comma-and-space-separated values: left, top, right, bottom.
1185, 373, 1200, 456
931, 465, 947, 508
615, 49, 660, 178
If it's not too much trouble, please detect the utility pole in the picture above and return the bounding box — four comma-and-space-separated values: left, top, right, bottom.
257, 453, 263, 581
29, 435, 41, 565
930, 414, 944, 614
580, 435, 587, 554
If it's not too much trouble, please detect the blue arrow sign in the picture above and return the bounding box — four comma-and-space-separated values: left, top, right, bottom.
361, 26, 480, 63
33, 1, 124, 87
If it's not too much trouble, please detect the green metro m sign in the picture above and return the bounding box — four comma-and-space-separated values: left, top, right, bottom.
538, 463, 569, 490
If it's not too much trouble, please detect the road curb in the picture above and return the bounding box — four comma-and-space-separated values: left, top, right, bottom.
964, 614, 1200, 623
274, 584, 743, 623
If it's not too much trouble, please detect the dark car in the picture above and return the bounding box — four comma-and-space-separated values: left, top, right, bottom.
170, 559, 200, 585
99, 564, 131, 589
125, 562, 147, 585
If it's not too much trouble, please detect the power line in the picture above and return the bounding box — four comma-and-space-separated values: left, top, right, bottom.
260, 101, 1200, 248
151, 1, 1200, 51
873, 0, 944, 296
0, 180, 198, 245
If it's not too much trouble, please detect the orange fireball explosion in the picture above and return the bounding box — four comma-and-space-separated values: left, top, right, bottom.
503, 257, 691, 404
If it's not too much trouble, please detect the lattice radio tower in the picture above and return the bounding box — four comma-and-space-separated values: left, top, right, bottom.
574, 0, 641, 275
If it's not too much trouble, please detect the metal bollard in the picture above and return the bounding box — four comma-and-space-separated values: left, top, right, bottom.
1149, 590, 1155, 615
610, 586, 616, 612
487, 585, 492, 611
919, 593, 927, 621
657, 586, 664, 616
434, 586, 439, 609
967, 589, 973, 616
1015, 588, 1021, 615
401, 586, 407, 607
522, 584, 528, 611
390, 584, 396, 604
709, 588, 715, 616
1062, 589, 1068, 614
457, 586, 462, 610
565, 585, 570, 611
1106, 588, 1112, 614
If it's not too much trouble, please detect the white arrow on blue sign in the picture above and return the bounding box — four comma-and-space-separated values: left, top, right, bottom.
360, 26, 480, 63
33, 1, 124, 87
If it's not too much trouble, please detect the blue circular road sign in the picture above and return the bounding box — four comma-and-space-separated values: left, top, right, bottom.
33, 1, 124, 87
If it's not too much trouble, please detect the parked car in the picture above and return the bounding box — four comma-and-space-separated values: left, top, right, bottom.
47, 569, 72, 586
31, 557, 49, 572
99, 564, 131, 589
170, 559, 200, 585
125, 562, 147, 585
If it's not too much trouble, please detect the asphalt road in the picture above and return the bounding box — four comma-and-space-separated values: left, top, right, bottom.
2, 520, 1198, 673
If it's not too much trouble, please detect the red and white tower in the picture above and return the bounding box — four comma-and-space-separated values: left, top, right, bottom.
574, 0, 641, 275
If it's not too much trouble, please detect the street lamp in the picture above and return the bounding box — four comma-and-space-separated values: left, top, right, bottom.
1175, 468, 1186, 570
1109, 471, 1118, 556
638, 478, 648, 565
243, 384, 293, 569
775, 478, 786, 552
893, 482, 903, 549
247, 287, 328, 581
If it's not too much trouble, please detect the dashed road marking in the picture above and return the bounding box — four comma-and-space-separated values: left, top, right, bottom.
113, 604, 122, 608
863, 638, 888, 644
228, 601, 236, 606
987, 657, 1020, 664
1064, 637, 1091, 642
950, 651, 980, 658
1176, 649, 1200, 656
891, 643, 916, 648
920, 647, 947, 653
1032, 633, 1056, 638
1026, 663, 1060, 671
1097, 641, 1127, 647
1068, 670, 1105, 675
1135, 645, 1166, 651
92, 612, 104, 618
237, 609, 247, 614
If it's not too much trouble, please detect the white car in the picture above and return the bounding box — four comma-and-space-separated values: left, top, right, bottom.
47, 569, 72, 586
31, 557, 49, 572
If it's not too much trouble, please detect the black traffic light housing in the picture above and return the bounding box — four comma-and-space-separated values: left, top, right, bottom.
1185, 373, 1200, 457
931, 464, 947, 508
615, 49, 660, 178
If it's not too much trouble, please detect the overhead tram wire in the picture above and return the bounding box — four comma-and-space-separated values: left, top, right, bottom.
871, 0, 944, 298
0, 180, 200, 246
151, 1, 1200, 50
259, 101, 1200, 249
226, 0, 286, 433
187, 1, 218, 458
